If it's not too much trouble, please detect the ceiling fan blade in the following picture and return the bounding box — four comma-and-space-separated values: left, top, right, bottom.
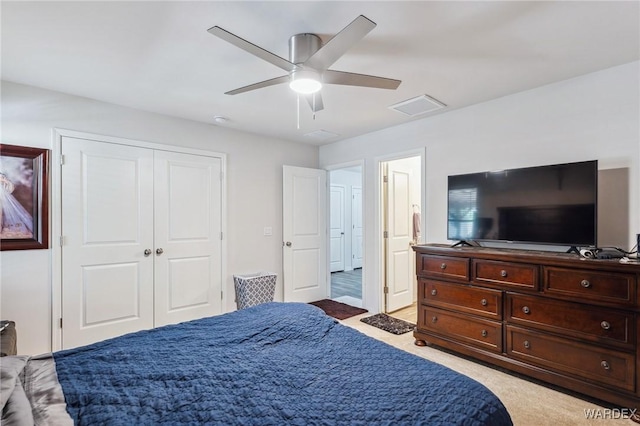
323, 70, 401, 90
305, 92, 324, 112
305, 15, 376, 70
225, 75, 290, 95
208, 26, 296, 72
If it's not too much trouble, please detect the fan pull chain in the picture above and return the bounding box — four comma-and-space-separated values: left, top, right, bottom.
312, 93, 316, 120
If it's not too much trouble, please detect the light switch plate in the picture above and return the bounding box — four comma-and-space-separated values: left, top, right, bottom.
264, 227, 273, 236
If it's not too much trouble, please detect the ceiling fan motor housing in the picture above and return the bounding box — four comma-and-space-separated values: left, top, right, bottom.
288, 33, 322, 65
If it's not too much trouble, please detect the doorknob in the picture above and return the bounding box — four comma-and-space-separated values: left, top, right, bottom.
285, 241, 292, 247
144, 249, 152, 257
156, 248, 164, 255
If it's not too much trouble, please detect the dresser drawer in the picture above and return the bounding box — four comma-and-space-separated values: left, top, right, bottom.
506, 326, 635, 392
506, 293, 634, 349
543, 267, 636, 306
420, 279, 502, 320
418, 254, 469, 281
420, 306, 502, 352
472, 260, 538, 290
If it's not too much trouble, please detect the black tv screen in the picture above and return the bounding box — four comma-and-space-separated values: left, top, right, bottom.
447, 160, 597, 247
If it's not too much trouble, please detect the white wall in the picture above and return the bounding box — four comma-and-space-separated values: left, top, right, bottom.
319, 61, 640, 314
0, 81, 318, 355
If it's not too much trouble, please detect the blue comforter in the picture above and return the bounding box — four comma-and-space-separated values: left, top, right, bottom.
54, 302, 512, 425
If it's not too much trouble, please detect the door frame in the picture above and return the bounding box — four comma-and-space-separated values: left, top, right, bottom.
51, 128, 227, 352
375, 148, 426, 314
351, 186, 363, 269
325, 160, 365, 302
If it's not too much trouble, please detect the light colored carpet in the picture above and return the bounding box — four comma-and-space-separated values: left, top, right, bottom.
342, 313, 636, 425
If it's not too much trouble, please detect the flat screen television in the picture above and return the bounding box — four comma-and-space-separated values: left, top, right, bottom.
447, 160, 597, 248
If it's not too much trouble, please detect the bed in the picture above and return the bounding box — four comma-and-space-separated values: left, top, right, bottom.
2, 302, 512, 425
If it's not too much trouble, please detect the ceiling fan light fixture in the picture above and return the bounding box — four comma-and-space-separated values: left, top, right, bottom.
289, 70, 322, 94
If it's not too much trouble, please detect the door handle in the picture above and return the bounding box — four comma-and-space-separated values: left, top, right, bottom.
285, 241, 292, 247
144, 249, 152, 257
156, 248, 164, 255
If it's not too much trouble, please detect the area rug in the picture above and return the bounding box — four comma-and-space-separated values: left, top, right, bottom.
309, 299, 368, 320
360, 313, 415, 335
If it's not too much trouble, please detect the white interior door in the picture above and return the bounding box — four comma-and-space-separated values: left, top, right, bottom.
283, 165, 327, 302
329, 185, 345, 272
61, 137, 154, 349
385, 162, 414, 312
351, 186, 363, 269
153, 150, 223, 326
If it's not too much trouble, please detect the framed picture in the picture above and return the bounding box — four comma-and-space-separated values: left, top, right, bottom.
0, 144, 49, 250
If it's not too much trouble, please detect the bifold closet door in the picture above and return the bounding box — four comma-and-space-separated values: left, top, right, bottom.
61, 137, 223, 349
153, 150, 222, 327
61, 137, 155, 349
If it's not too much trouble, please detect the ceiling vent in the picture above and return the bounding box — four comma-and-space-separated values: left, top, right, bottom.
389, 95, 446, 117
303, 129, 340, 142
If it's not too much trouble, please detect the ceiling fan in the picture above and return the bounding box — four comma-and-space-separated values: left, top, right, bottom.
207, 15, 401, 112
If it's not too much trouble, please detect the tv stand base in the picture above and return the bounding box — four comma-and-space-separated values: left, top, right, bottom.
566, 246, 580, 255
451, 240, 474, 248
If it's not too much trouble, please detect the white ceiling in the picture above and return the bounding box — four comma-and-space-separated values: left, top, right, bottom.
2, 1, 639, 146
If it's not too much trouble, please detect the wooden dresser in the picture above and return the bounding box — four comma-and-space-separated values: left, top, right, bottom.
413, 244, 640, 409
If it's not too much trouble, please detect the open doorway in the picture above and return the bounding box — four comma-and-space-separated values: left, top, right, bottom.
380, 155, 422, 318
329, 165, 363, 308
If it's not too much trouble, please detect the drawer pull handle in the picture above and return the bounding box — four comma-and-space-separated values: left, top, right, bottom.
480, 298, 488, 306
431, 316, 438, 324
522, 306, 531, 314
481, 329, 488, 337
581, 279, 591, 288
601, 321, 611, 330
601, 360, 610, 370
500, 270, 508, 277
440, 263, 447, 270
431, 289, 437, 296
523, 340, 531, 349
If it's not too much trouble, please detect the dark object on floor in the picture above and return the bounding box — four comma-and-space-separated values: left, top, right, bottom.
309, 299, 367, 320
360, 313, 415, 335
1, 320, 17, 356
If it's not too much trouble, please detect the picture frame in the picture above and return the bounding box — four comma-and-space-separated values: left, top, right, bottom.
0, 144, 49, 250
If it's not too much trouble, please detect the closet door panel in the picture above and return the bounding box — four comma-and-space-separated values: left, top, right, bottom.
153, 151, 223, 326
61, 137, 155, 349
